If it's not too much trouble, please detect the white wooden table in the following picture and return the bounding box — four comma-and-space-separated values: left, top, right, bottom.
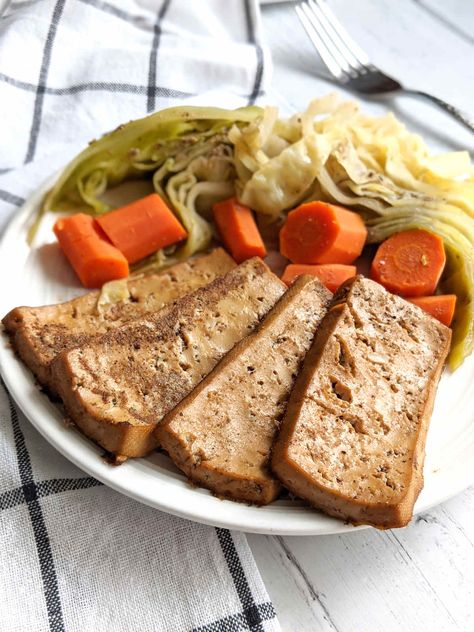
249, 2, 474, 630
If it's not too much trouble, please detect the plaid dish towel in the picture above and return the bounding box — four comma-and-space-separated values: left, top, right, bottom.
0, 1, 280, 631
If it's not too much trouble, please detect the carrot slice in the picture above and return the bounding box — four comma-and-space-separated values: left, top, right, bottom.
281, 263, 356, 293
53, 214, 129, 288
370, 229, 446, 297
213, 197, 266, 263
408, 295, 457, 327
96, 193, 187, 264
279, 201, 367, 265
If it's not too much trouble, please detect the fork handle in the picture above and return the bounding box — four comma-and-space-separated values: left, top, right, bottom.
404, 90, 474, 133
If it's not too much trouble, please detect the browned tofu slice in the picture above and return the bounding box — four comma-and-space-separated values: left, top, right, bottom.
2, 248, 235, 391
156, 276, 332, 505
272, 276, 451, 529
51, 258, 286, 459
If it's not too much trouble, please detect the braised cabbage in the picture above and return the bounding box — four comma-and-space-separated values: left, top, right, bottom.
38, 96, 474, 368
231, 94, 474, 369
35, 105, 262, 267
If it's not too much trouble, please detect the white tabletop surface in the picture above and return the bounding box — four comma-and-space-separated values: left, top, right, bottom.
249, 1, 474, 630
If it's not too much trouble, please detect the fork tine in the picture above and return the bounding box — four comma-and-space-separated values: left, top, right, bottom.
311, 0, 370, 69
301, 2, 355, 76
296, 3, 347, 79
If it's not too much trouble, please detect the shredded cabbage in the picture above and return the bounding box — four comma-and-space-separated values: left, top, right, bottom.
96, 278, 131, 314
231, 94, 474, 369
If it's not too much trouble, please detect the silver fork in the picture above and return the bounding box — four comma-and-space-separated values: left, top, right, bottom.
296, 0, 474, 133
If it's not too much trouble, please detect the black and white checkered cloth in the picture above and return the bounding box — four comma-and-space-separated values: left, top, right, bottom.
0, 1, 280, 630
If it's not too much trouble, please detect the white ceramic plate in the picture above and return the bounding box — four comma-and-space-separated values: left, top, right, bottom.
1, 176, 474, 535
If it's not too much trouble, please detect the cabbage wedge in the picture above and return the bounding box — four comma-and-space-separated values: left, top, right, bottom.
35, 105, 262, 266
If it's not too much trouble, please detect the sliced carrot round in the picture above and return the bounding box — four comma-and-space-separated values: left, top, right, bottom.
53, 214, 129, 288
96, 193, 187, 264
281, 263, 356, 293
370, 229, 446, 297
213, 197, 266, 263
408, 295, 456, 327
279, 201, 367, 265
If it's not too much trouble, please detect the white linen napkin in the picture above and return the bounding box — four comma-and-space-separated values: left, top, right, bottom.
0, 1, 280, 630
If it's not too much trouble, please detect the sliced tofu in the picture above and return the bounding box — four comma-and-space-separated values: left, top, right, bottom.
50, 258, 286, 459
2, 248, 235, 391
272, 276, 451, 529
156, 276, 331, 505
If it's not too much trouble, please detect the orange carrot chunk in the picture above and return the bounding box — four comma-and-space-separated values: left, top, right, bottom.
281, 263, 356, 293
279, 201, 367, 265
53, 214, 129, 289
213, 197, 266, 263
408, 295, 457, 327
96, 193, 187, 264
370, 229, 446, 297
